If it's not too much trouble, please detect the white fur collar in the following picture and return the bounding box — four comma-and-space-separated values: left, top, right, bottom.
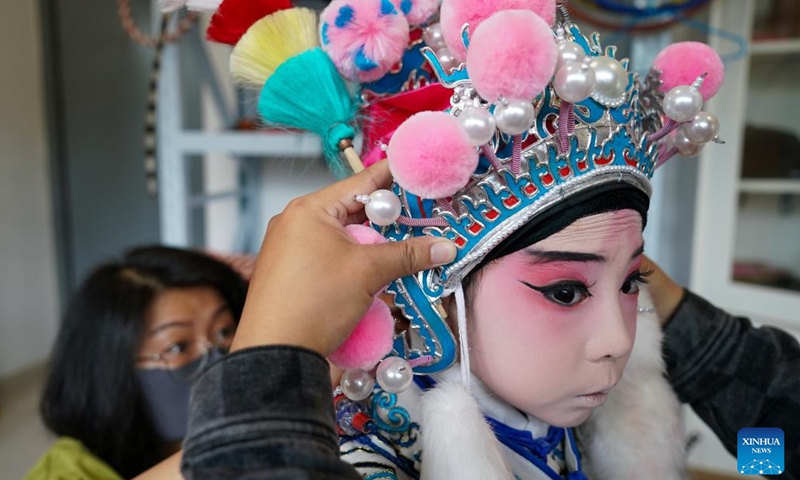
419, 286, 688, 480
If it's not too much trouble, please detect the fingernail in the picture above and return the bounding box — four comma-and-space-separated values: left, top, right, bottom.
430, 240, 457, 266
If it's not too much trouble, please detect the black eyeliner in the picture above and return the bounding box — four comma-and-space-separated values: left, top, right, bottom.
519, 280, 593, 295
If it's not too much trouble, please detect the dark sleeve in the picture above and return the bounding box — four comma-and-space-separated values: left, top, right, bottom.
181, 346, 360, 480
663, 290, 800, 477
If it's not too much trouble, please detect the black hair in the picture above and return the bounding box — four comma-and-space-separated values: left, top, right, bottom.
40, 246, 248, 478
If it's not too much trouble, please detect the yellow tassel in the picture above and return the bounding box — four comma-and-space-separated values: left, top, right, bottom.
230, 7, 319, 88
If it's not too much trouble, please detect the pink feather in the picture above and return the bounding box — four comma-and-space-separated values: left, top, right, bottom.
388, 111, 479, 199
320, 0, 410, 83
653, 41, 724, 101
440, 0, 557, 60
329, 298, 395, 371
467, 10, 557, 102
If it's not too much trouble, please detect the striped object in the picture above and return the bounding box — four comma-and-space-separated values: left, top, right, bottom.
117, 0, 196, 48
144, 15, 170, 196
117, 0, 198, 195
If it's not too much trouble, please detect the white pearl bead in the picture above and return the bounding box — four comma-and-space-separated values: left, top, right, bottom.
341, 369, 375, 401
556, 41, 585, 72
672, 128, 705, 157
436, 48, 459, 74
376, 356, 414, 394
365, 189, 402, 226
589, 56, 628, 106
683, 111, 719, 144
554, 61, 596, 103
494, 99, 535, 136
458, 107, 496, 146
663, 85, 703, 122
422, 23, 448, 51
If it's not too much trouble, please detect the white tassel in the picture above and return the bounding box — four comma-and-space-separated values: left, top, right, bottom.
157, 0, 187, 13
186, 0, 223, 12
420, 284, 513, 480
420, 381, 514, 480
455, 284, 472, 389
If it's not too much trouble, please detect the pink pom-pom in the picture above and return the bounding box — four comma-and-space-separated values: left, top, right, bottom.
329, 298, 395, 371
387, 112, 479, 199
653, 41, 724, 100
467, 10, 556, 102
320, 0, 410, 83
345, 224, 388, 245
392, 0, 439, 26
440, 0, 557, 60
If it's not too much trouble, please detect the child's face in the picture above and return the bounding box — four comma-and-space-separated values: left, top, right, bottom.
467, 210, 644, 427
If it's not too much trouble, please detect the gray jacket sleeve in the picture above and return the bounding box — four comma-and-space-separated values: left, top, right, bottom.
181, 346, 360, 480
663, 290, 800, 478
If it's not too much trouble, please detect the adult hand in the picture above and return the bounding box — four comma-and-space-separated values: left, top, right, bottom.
642, 256, 685, 326
232, 161, 457, 356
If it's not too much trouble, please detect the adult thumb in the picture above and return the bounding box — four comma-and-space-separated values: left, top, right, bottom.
364, 237, 457, 292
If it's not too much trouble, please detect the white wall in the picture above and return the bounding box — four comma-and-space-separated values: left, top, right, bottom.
0, 0, 59, 378
258, 159, 336, 235
199, 39, 336, 252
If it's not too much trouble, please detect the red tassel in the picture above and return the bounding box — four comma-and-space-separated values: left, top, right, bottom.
206, 0, 293, 45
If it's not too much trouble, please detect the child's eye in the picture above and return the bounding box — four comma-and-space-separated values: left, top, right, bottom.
621, 268, 652, 295
520, 281, 592, 307
621, 278, 640, 295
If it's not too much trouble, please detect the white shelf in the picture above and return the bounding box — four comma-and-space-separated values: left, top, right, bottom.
175, 131, 322, 158
738, 179, 800, 194
750, 38, 800, 56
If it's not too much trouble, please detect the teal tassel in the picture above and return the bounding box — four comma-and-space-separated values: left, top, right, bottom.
258, 48, 357, 179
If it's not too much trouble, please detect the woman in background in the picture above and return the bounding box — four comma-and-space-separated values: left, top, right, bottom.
26, 246, 247, 480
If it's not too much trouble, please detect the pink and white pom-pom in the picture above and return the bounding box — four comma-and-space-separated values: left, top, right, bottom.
653, 41, 724, 101
392, 0, 440, 26
388, 111, 479, 199
440, 0, 557, 60
320, 0, 410, 83
467, 10, 557, 103
329, 298, 395, 371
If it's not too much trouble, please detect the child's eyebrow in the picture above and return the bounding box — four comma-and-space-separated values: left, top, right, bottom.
524, 243, 644, 264
524, 249, 605, 263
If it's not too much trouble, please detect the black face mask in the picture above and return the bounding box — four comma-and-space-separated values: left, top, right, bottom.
136, 348, 226, 442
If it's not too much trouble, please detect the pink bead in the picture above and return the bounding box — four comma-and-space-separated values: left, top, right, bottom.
440, 0, 557, 60
320, 0, 410, 83
387, 112, 479, 199
329, 298, 395, 371
653, 41, 724, 101
467, 10, 557, 102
